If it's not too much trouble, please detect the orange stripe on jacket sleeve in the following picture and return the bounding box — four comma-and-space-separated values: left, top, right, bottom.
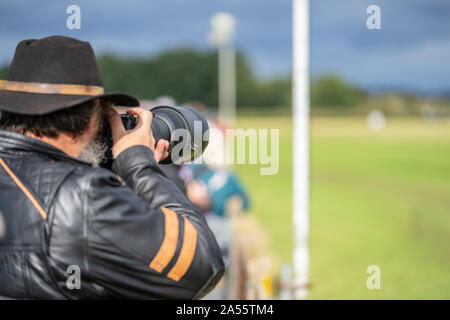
149, 207, 179, 272
0, 157, 47, 220
167, 217, 198, 282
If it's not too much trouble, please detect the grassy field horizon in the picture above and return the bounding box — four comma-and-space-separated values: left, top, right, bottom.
234, 116, 450, 299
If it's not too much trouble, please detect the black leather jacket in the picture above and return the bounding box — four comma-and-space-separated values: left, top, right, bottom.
0, 130, 224, 299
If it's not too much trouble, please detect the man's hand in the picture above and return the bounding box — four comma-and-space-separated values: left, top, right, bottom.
107, 107, 169, 162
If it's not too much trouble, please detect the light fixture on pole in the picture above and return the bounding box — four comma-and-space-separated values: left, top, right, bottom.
209, 12, 237, 127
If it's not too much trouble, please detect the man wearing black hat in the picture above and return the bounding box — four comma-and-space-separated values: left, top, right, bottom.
0, 36, 224, 299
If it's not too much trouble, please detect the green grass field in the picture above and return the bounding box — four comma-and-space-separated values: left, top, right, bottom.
233, 116, 450, 299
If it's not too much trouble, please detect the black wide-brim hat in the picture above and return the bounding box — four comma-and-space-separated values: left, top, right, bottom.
0, 35, 139, 115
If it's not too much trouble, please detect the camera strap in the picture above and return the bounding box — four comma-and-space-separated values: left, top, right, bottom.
0, 156, 47, 220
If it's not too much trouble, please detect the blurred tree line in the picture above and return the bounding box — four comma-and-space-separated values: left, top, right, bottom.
95, 48, 295, 108
96, 49, 369, 109
5, 47, 438, 112
0, 48, 367, 109
310, 74, 367, 107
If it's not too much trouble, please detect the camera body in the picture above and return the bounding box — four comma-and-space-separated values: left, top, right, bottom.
101, 105, 209, 168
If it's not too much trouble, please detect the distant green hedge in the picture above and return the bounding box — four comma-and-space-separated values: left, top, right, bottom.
0, 48, 372, 109
96, 48, 293, 108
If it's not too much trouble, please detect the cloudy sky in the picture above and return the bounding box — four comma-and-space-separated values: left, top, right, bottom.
0, 0, 449, 92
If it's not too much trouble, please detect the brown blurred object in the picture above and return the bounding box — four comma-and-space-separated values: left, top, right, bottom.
225, 196, 276, 299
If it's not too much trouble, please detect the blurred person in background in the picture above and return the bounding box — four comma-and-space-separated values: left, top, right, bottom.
159, 101, 250, 299
160, 101, 250, 255
160, 162, 250, 255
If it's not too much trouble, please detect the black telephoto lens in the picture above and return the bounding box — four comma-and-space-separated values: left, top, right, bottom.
101, 105, 209, 168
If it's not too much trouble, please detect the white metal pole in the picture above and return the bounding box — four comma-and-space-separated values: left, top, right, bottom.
218, 43, 236, 126
292, 0, 310, 300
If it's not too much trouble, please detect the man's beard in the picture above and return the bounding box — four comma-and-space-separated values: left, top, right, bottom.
78, 112, 108, 167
